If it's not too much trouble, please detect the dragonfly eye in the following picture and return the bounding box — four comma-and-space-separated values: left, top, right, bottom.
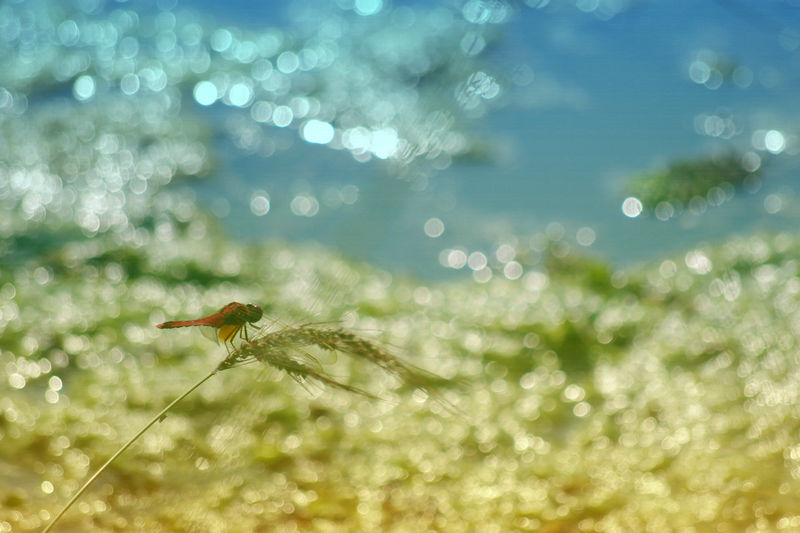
245, 304, 263, 322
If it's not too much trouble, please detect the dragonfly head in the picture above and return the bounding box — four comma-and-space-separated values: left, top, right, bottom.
245, 304, 263, 323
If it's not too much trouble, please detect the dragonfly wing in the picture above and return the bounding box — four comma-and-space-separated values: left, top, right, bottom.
198, 325, 221, 344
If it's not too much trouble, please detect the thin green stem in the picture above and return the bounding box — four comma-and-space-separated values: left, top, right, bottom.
42, 366, 220, 533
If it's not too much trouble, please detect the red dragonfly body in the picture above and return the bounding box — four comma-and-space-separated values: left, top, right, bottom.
157, 302, 263, 348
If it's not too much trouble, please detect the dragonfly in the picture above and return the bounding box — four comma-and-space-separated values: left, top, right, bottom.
157, 302, 263, 351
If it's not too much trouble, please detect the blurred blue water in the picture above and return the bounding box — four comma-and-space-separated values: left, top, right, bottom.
186, 0, 800, 278
2, 0, 799, 279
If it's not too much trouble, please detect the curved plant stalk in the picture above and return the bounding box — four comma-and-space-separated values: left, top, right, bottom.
42, 366, 220, 533
42, 324, 458, 532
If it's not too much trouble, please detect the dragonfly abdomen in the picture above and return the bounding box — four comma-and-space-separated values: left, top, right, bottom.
157, 317, 224, 329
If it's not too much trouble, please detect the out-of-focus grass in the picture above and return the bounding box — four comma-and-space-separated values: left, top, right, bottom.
626, 152, 761, 213
3, 211, 800, 531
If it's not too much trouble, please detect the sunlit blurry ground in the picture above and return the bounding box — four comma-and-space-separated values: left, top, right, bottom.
3, 214, 800, 532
